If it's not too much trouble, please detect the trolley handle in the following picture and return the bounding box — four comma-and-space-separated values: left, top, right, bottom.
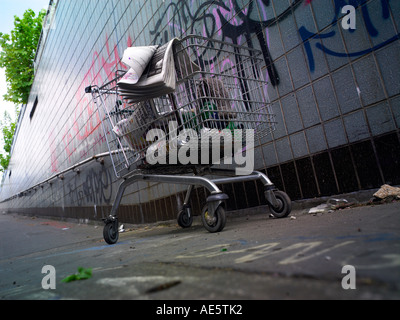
85, 86, 93, 93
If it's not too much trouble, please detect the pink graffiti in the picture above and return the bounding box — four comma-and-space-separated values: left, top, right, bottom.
50, 35, 131, 172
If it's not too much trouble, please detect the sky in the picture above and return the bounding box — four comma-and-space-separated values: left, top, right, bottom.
0, 0, 50, 122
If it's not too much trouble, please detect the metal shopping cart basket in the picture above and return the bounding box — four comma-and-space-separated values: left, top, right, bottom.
85, 35, 292, 244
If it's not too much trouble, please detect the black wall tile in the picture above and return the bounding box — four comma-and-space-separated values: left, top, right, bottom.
220, 183, 237, 211
374, 133, 400, 185
233, 182, 248, 209
264, 167, 284, 192
350, 140, 382, 189
331, 147, 359, 193
313, 152, 338, 196
280, 161, 302, 200
296, 157, 318, 198
243, 181, 260, 207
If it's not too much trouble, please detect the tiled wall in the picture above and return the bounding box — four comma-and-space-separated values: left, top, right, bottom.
261, 0, 400, 199
0, 0, 399, 223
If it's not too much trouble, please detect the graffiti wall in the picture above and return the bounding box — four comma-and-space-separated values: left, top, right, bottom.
0, 0, 399, 223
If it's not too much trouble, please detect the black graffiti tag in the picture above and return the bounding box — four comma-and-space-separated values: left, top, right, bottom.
67, 166, 113, 206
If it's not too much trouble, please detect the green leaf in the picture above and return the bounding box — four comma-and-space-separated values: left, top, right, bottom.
61, 267, 93, 283
61, 274, 78, 283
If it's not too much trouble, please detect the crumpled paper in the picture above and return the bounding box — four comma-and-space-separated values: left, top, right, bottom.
373, 184, 400, 200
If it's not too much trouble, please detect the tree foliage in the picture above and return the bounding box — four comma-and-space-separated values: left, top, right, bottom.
0, 111, 17, 172
0, 9, 46, 104
0, 9, 46, 173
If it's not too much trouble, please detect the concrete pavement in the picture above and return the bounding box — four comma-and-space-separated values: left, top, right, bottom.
0, 200, 399, 301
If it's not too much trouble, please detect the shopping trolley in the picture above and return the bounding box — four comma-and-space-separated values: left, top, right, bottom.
85, 35, 291, 244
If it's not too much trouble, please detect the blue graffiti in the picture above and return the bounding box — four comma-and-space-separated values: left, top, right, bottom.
300, 0, 399, 72
150, 0, 398, 76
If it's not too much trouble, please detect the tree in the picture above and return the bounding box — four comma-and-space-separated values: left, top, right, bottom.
0, 8, 46, 104
0, 110, 17, 172
0, 8, 46, 173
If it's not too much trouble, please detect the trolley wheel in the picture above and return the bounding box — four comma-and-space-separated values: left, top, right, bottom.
103, 221, 119, 245
177, 207, 193, 228
269, 191, 292, 218
201, 204, 226, 233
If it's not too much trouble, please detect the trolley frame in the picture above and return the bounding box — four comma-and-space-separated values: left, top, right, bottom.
86, 35, 292, 244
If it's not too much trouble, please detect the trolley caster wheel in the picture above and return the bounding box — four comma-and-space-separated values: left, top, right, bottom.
103, 220, 119, 245
177, 206, 193, 228
268, 190, 292, 218
201, 204, 226, 233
